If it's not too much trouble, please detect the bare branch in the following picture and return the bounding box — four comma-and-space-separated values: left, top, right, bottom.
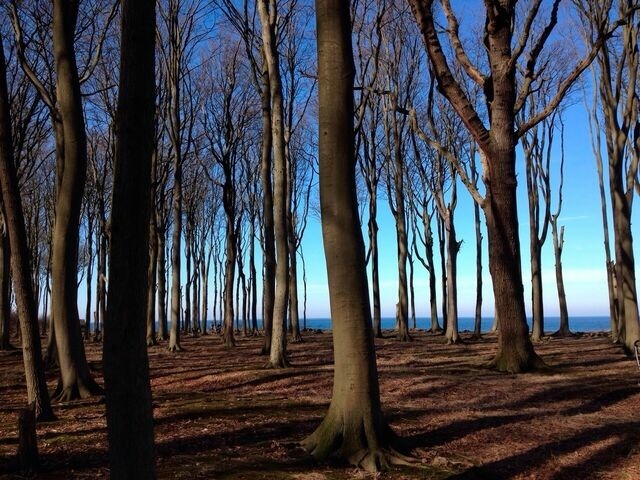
408, 107, 485, 207
408, 0, 491, 153
440, 0, 485, 86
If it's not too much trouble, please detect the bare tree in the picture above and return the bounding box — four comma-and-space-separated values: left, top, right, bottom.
407, 0, 617, 371
0, 30, 54, 420
303, 0, 411, 469
578, 0, 639, 352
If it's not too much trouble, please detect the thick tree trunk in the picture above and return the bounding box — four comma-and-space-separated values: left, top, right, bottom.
103, 0, 157, 474
0, 38, 54, 420
51, 0, 102, 400
184, 224, 192, 334
258, 0, 289, 369
303, 3, 409, 470
200, 251, 209, 335
483, 145, 543, 372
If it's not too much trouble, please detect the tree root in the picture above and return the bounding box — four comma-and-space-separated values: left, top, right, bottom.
167, 344, 184, 352
264, 356, 290, 369
302, 413, 417, 473
486, 351, 548, 373
51, 377, 104, 403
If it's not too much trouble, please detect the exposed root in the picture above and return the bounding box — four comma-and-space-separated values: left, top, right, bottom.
264, 356, 291, 369
551, 329, 574, 338
146, 337, 158, 347
396, 332, 413, 342
51, 377, 104, 403
487, 351, 548, 373
302, 412, 417, 473
167, 344, 184, 352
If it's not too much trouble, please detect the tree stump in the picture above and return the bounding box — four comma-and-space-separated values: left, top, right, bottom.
17, 402, 38, 475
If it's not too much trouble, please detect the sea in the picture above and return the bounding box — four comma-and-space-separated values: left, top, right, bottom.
204, 316, 612, 334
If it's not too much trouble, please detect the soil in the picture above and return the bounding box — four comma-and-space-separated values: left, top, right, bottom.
0, 329, 639, 479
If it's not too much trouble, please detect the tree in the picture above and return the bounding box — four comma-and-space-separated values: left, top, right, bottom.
257, 0, 289, 368
303, 0, 410, 470
103, 0, 156, 476
407, 0, 611, 371
0, 30, 54, 420
578, 0, 639, 352
50, 0, 103, 399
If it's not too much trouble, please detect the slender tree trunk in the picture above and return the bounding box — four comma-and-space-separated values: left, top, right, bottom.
249, 216, 259, 335
288, 227, 302, 342
444, 211, 460, 344
529, 245, 544, 342
156, 227, 168, 341
0, 37, 54, 420
0, 226, 13, 350
552, 220, 570, 336
437, 214, 447, 332
369, 200, 383, 337
184, 223, 192, 334
146, 207, 158, 346
51, 0, 102, 400
423, 212, 440, 333
84, 213, 93, 340
472, 197, 483, 338
303, 3, 409, 469
222, 167, 236, 347
103, 0, 157, 473
259, 58, 275, 356
258, 0, 289, 368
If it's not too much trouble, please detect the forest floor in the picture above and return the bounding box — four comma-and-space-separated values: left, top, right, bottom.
0, 328, 639, 479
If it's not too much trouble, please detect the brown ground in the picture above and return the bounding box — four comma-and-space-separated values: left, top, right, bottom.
0, 329, 639, 479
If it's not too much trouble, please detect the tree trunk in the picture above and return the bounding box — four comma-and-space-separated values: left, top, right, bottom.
369, 202, 383, 337
103, 0, 157, 474
258, 0, 289, 369
423, 212, 440, 333
259, 56, 276, 356
444, 212, 460, 344
483, 145, 543, 372
288, 224, 302, 342
156, 227, 168, 341
437, 214, 447, 332
84, 213, 93, 340
51, 0, 102, 400
0, 225, 13, 350
552, 220, 570, 336
146, 204, 158, 346
222, 167, 236, 347
0, 37, 54, 420
472, 196, 483, 338
184, 222, 192, 334
529, 244, 544, 342
303, 3, 409, 470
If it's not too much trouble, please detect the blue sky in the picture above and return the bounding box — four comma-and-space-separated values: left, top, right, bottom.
300, 100, 639, 319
